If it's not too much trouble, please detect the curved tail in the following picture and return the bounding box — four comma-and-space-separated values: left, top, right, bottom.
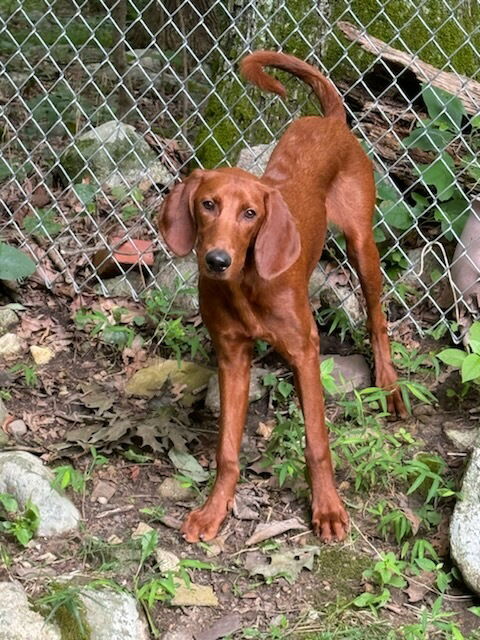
240, 50, 345, 122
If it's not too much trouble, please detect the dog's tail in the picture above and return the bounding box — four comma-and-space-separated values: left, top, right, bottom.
240, 50, 345, 122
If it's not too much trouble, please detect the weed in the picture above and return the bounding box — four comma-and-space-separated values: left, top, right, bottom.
23, 208, 62, 238
392, 341, 440, 378
0, 389, 11, 401
9, 362, 38, 387
0, 493, 39, 546
75, 307, 137, 351
139, 505, 166, 523
52, 447, 108, 496
438, 321, 480, 385
0, 241, 36, 280
316, 307, 365, 348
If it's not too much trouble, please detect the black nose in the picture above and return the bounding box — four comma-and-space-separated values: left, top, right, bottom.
205, 249, 232, 272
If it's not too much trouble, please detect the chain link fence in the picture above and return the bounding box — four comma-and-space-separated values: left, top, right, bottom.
1, 0, 479, 338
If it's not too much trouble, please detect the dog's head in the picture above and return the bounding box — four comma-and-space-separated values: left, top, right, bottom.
157, 168, 300, 280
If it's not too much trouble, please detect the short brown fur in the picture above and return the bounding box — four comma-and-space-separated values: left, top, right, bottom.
158, 50, 406, 543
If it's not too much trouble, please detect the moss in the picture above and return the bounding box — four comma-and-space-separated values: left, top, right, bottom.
314, 546, 371, 606
54, 601, 91, 640
196, 0, 325, 167
324, 0, 480, 81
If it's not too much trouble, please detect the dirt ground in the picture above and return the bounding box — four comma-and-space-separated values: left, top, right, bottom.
1, 279, 479, 639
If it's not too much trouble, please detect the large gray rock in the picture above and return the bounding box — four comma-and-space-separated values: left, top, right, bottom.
80, 588, 149, 640
236, 143, 275, 177
0, 307, 19, 335
309, 262, 363, 322
205, 367, 269, 416
450, 437, 480, 594
452, 200, 480, 310
154, 254, 198, 314
0, 581, 61, 640
0, 452, 80, 536
61, 120, 174, 189
0, 332, 22, 357
327, 354, 371, 395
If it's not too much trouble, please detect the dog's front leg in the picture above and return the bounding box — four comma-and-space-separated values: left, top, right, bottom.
182, 337, 252, 543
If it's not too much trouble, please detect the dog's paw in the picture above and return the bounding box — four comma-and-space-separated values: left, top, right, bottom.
181, 502, 228, 543
311, 493, 349, 542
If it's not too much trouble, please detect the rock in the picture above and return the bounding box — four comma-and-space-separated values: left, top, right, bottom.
0, 581, 61, 640
30, 345, 54, 365
405, 247, 451, 307
80, 588, 149, 640
326, 354, 371, 395
450, 436, 480, 594
171, 583, 218, 607
155, 547, 180, 572
236, 143, 275, 177
0, 399, 7, 427
158, 476, 195, 501
154, 254, 198, 314
0, 452, 80, 536
205, 367, 269, 416
162, 632, 194, 640
309, 262, 363, 322
0, 307, 19, 335
0, 332, 22, 357
452, 200, 480, 310
95, 272, 144, 297
126, 358, 214, 406
444, 426, 478, 451
8, 419, 27, 439
60, 120, 174, 189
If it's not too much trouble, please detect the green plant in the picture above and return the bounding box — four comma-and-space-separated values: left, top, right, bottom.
404, 84, 470, 240
438, 321, 480, 384
392, 342, 440, 378
0, 493, 39, 546
0, 389, 12, 401
144, 286, 206, 361
110, 185, 145, 221
9, 363, 38, 387
75, 307, 137, 350
316, 307, 365, 348
52, 465, 86, 493
23, 208, 62, 238
353, 552, 407, 610
0, 242, 35, 280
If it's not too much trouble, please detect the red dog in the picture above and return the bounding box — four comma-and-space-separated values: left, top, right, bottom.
158, 51, 405, 543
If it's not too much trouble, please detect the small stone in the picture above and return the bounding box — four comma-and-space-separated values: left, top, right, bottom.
158, 477, 195, 501
171, 583, 218, 607
205, 367, 268, 416
444, 426, 479, 451
162, 632, 194, 640
131, 522, 154, 539
0, 333, 22, 358
325, 354, 371, 395
8, 419, 27, 438
0, 307, 19, 335
30, 346, 54, 365
0, 581, 61, 640
0, 399, 7, 427
155, 547, 180, 572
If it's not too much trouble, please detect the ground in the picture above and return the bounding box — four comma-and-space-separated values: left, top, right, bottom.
1, 278, 480, 640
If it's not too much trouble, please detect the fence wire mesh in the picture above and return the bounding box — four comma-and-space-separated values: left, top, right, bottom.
1, 0, 479, 338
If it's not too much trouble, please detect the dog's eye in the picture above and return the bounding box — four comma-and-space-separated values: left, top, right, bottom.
202, 200, 215, 211
244, 209, 256, 219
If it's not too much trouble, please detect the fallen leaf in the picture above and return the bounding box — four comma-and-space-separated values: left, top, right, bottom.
246, 517, 307, 545
30, 345, 54, 365
168, 448, 209, 483
256, 420, 275, 439
246, 545, 320, 584
155, 547, 180, 572
233, 496, 259, 521
172, 583, 218, 607
403, 571, 436, 603
131, 522, 154, 539
195, 613, 242, 640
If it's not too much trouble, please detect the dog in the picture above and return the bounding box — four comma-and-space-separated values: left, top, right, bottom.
158, 50, 406, 543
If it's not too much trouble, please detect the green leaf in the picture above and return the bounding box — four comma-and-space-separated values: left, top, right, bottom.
277, 381, 293, 398
74, 183, 97, 206
379, 200, 413, 230
468, 323, 480, 355
415, 153, 456, 200
468, 606, 480, 617
403, 124, 455, 151
0, 243, 36, 280
421, 84, 466, 130
23, 209, 62, 238
168, 449, 209, 483
434, 196, 469, 239
461, 353, 480, 383
437, 348, 467, 368
0, 494, 18, 513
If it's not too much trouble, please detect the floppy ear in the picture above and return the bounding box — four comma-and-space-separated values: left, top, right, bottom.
255, 189, 301, 279
157, 172, 203, 256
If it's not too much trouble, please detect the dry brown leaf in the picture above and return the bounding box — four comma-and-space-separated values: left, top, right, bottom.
403, 571, 436, 603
